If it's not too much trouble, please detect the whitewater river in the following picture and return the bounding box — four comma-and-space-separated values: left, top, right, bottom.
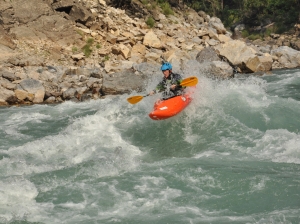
0, 68, 300, 224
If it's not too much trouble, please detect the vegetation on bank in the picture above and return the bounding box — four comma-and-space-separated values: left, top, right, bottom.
137, 0, 299, 37
184, 0, 299, 33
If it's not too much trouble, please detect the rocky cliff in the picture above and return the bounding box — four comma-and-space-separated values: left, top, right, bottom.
0, 0, 299, 106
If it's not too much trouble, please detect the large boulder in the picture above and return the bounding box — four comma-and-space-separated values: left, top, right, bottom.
143, 30, 162, 49
17, 79, 45, 103
208, 61, 233, 79
0, 77, 16, 90
1, 0, 51, 26
214, 40, 273, 73
196, 47, 221, 63
214, 40, 256, 66
245, 54, 273, 72
130, 43, 147, 63
209, 17, 227, 34
0, 27, 16, 50
10, 14, 82, 47
271, 46, 300, 69
132, 62, 160, 77
0, 86, 16, 105
102, 69, 149, 95
0, 69, 16, 82
51, 0, 94, 26
182, 59, 233, 79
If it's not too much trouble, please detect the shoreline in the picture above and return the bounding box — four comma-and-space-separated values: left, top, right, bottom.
1, 67, 299, 109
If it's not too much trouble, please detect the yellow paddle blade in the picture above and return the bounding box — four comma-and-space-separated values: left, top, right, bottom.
180, 76, 198, 87
127, 95, 144, 104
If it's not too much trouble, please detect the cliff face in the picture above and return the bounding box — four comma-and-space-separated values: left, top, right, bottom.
0, 0, 299, 106
0, 0, 228, 69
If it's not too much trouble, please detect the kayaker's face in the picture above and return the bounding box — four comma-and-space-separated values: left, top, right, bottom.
162, 69, 170, 78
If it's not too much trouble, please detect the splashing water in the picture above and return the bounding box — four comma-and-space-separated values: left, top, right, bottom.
0, 69, 300, 223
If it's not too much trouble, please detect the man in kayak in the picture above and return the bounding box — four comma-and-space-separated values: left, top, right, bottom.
149, 62, 184, 100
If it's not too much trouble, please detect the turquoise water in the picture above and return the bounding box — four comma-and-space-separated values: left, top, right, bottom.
0, 69, 300, 224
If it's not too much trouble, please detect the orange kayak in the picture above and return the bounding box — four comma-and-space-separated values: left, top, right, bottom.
149, 92, 193, 120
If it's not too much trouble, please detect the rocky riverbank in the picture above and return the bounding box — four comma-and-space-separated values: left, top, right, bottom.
0, 0, 300, 106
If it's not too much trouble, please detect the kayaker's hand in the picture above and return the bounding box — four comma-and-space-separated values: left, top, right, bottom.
149, 91, 155, 96
170, 84, 177, 90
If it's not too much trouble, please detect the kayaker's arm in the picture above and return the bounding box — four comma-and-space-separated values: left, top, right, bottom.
150, 80, 165, 95
171, 78, 184, 91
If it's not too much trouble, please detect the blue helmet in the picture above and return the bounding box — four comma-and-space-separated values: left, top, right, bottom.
161, 62, 172, 71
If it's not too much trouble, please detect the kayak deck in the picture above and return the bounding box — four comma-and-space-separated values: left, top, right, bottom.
148, 93, 193, 120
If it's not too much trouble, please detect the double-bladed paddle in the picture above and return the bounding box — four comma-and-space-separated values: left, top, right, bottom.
127, 76, 198, 104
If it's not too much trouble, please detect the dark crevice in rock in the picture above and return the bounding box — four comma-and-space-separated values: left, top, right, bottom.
55, 6, 72, 14
106, 0, 146, 18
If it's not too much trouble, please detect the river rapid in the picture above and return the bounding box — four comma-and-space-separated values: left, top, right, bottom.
0, 68, 300, 224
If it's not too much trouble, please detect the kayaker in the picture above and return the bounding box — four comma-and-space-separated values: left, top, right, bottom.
149, 62, 184, 100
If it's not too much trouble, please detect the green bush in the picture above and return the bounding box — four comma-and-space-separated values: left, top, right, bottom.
82, 44, 92, 57
272, 22, 290, 34
247, 33, 262, 40
222, 7, 241, 28
241, 30, 249, 38
75, 29, 84, 37
146, 17, 155, 28
150, 2, 156, 10
82, 38, 95, 57
263, 27, 273, 37
86, 38, 94, 45
72, 46, 78, 53
160, 2, 174, 16
103, 55, 110, 61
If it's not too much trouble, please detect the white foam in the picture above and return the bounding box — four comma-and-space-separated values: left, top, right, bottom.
247, 129, 300, 164
1, 112, 51, 139
0, 177, 41, 222
254, 208, 300, 224
194, 150, 231, 159
249, 175, 270, 192
1, 104, 142, 177
5, 112, 50, 125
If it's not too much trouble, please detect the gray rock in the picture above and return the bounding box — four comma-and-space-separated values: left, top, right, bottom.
44, 96, 56, 103
271, 46, 300, 69
11, 0, 51, 24
132, 62, 160, 76
19, 79, 44, 93
63, 88, 77, 100
0, 78, 16, 90
102, 69, 149, 95
0, 86, 15, 105
90, 68, 104, 79
208, 61, 233, 79
18, 78, 45, 103
1, 70, 16, 81
196, 47, 221, 63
